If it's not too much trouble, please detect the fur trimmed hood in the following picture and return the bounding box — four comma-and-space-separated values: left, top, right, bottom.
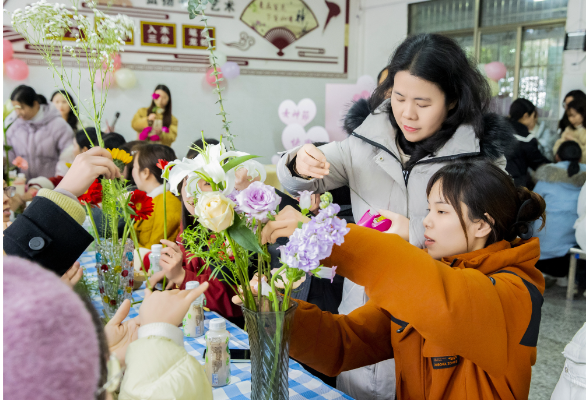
343, 98, 516, 161
534, 163, 586, 187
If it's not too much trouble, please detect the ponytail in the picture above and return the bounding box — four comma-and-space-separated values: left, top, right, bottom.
556, 141, 582, 177
10, 85, 45, 107
508, 187, 546, 241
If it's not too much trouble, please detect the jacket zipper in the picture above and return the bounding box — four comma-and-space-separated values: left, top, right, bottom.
351, 131, 481, 187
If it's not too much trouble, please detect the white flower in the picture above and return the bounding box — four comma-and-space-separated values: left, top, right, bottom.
298, 190, 313, 210
313, 266, 338, 283
194, 192, 235, 232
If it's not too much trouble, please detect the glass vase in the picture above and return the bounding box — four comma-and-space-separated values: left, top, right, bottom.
242, 300, 298, 400
96, 238, 135, 319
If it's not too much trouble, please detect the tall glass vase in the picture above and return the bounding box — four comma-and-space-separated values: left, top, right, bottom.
96, 238, 135, 319
242, 300, 298, 400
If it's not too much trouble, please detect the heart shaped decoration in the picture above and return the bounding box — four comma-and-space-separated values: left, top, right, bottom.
282, 124, 330, 150
278, 98, 317, 127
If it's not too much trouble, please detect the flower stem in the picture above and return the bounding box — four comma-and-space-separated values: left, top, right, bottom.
84, 203, 101, 244
162, 178, 168, 289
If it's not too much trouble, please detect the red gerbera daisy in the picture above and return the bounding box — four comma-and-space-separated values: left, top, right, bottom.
129, 190, 154, 222
156, 159, 170, 170
78, 179, 103, 206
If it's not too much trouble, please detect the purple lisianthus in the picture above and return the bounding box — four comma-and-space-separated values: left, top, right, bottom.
234, 181, 281, 224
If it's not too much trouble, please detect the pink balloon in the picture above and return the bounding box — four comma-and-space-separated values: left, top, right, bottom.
5, 59, 29, 81
3, 39, 14, 62
205, 67, 222, 87
94, 69, 115, 89
484, 61, 507, 82
112, 54, 122, 70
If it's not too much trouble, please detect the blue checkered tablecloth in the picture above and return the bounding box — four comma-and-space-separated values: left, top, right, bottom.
79, 251, 353, 400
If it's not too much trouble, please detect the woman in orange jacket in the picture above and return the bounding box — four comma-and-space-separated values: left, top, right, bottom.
262, 160, 547, 400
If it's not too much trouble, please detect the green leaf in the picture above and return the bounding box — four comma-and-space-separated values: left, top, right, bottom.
4, 145, 12, 151
221, 154, 259, 173
227, 212, 264, 254
297, 221, 303, 229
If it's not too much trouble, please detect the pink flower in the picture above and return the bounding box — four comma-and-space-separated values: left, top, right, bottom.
162, 126, 169, 133
12, 156, 28, 171
152, 93, 160, 100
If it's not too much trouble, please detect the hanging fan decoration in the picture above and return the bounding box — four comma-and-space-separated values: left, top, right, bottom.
240, 0, 319, 56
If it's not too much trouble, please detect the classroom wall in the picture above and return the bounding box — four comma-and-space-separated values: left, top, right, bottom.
2, 1, 362, 163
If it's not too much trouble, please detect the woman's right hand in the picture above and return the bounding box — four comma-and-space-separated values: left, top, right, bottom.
158, 239, 186, 286
261, 205, 310, 244
295, 144, 330, 179
147, 113, 157, 121
56, 147, 121, 197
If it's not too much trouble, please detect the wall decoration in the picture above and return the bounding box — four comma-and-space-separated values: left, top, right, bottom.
279, 98, 329, 150
225, 31, 255, 51
140, 21, 177, 47
3, 0, 349, 78
240, 0, 318, 56
325, 75, 376, 142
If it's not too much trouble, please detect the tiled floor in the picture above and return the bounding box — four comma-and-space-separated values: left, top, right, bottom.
529, 285, 586, 400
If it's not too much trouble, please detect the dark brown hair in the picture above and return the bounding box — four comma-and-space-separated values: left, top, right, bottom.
426, 160, 546, 246
370, 34, 491, 170
566, 99, 586, 129
135, 143, 177, 184
148, 84, 172, 128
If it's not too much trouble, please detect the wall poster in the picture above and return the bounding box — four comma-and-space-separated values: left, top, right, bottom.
3, 0, 350, 78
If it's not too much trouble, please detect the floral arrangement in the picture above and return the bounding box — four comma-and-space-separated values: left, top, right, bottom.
9, 0, 134, 147
167, 139, 349, 312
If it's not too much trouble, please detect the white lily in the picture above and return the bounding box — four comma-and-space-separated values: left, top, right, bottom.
166, 157, 206, 196
235, 159, 267, 183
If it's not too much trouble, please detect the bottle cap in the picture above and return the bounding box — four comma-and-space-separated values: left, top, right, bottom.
185, 281, 200, 290
17, 173, 25, 179
151, 244, 162, 255
209, 318, 226, 331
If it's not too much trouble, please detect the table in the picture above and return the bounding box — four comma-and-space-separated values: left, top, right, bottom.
79, 251, 353, 400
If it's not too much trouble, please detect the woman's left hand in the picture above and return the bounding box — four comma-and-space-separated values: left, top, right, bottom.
104, 299, 140, 367
261, 205, 310, 244
60, 261, 84, 288
378, 209, 410, 241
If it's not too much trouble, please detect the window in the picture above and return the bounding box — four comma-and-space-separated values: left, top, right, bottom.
409, 0, 566, 130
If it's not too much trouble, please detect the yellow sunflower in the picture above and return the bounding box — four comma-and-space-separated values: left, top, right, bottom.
108, 148, 133, 172
108, 148, 133, 165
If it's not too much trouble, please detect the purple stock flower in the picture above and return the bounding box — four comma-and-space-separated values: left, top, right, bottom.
278, 203, 350, 273
234, 181, 281, 224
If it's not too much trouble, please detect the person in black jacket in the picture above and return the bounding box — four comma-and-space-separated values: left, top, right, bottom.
3, 147, 121, 276
505, 98, 550, 188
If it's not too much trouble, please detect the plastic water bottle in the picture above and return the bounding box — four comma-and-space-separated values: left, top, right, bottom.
148, 244, 163, 290
183, 281, 206, 338
205, 318, 231, 387
13, 173, 26, 196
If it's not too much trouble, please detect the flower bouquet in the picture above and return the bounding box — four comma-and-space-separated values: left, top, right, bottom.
165, 138, 349, 399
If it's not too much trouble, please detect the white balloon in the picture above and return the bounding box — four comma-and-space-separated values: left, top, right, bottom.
114, 68, 137, 90
209, 51, 227, 67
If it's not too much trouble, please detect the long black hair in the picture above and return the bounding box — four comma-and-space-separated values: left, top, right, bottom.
10, 85, 47, 107
509, 98, 536, 122
559, 90, 586, 131
557, 141, 582, 177
369, 34, 491, 170
51, 90, 78, 132
148, 84, 172, 128
180, 138, 219, 233
75, 128, 101, 150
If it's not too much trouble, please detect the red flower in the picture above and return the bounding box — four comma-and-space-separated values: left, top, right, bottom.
156, 159, 170, 170
101, 264, 108, 272
121, 270, 129, 277
129, 190, 154, 222
78, 179, 103, 206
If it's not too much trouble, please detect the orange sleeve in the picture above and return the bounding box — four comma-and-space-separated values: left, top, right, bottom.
323, 224, 511, 376
289, 299, 393, 377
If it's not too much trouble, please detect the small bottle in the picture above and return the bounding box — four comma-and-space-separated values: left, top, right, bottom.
183, 281, 206, 338
205, 318, 231, 387
13, 173, 26, 196
148, 244, 163, 290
